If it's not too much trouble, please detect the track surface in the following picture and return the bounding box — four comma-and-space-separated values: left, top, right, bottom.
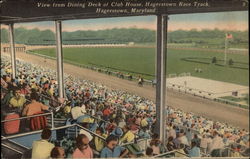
7, 52, 249, 130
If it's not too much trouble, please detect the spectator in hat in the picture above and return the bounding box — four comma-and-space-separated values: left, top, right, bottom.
111, 127, 123, 138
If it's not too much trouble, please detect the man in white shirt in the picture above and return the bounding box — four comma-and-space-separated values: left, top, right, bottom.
209, 132, 224, 153
200, 135, 208, 154
32, 128, 55, 159
71, 104, 86, 120
178, 129, 189, 146
169, 125, 177, 139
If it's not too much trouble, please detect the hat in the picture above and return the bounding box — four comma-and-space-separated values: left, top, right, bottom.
112, 127, 123, 137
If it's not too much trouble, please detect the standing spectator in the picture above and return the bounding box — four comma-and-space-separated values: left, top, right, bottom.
209, 131, 224, 153
200, 135, 209, 154
206, 135, 213, 154
32, 128, 55, 159
188, 141, 201, 157
72, 134, 93, 158
179, 130, 189, 146
50, 146, 65, 159
100, 135, 129, 158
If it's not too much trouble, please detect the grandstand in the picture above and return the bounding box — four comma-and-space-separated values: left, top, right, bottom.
1, 0, 249, 158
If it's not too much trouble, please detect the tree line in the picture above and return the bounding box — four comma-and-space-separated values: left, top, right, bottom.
0, 27, 248, 48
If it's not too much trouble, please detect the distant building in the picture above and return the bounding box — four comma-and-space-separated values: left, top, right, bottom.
1, 43, 26, 53
128, 42, 135, 46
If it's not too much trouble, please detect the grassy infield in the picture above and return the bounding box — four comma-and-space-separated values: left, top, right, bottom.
32, 47, 249, 105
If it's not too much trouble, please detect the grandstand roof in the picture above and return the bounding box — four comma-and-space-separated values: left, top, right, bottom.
0, 0, 248, 24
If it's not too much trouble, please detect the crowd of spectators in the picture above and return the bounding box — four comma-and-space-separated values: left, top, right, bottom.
1, 55, 249, 158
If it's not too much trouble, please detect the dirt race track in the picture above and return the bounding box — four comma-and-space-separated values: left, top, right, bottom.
6, 52, 249, 130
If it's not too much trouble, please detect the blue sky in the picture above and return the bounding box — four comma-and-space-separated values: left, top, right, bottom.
2, 11, 248, 31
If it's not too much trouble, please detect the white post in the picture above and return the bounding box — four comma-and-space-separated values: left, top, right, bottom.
155, 14, 168, 143
55, 21, 65, 98
8, 23, 17, 79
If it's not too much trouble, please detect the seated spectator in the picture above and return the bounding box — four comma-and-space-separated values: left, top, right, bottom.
150, 133, 163, 155
175, 144, 187, 157
32, 128, 55, 159
130, 122, 139, 134
50, 146, 65, 159
138, 127, 150, 139
95, 127, 107, 152
100, 135, 128, 158
229, 144, 242, 157
1, 87, 13, 108
106, 119, 117, 134
79, 128, 93, 141
140, 116, 148, 129
168, 125, 177, 139
120, 126, 135, 143
188, 141, 201, 157
191, 134, 201, 147
173, 133, 181, 148
72, 134, 93, 158
145, 147, 154, 157
22, 92, 49, 116
20, 83, 30, 97
117, 117, 126, 128
22, 92, 49, 130
167, 136, 176, 151
1, 76, 8, 89
9, 87, 26, 112
102, 105, 112, 120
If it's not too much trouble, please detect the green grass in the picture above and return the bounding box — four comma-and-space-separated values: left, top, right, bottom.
221, 96, 246, 102
31, 47, 249, 86
220, 95, 249, 105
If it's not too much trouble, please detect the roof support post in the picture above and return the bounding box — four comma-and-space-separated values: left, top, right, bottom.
8, 23, 17, 79
155, 14, 168, 144
55, 20, 64, 98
